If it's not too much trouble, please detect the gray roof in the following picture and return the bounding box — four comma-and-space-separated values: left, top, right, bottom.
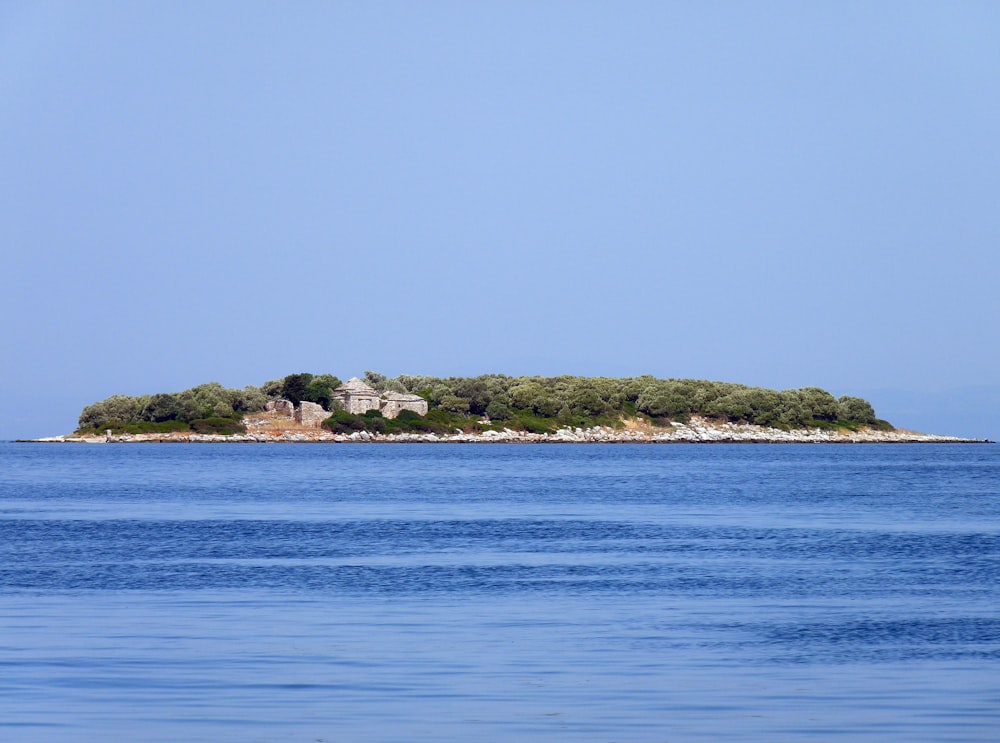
382, 391, 425, 402
334, 377, 378, 394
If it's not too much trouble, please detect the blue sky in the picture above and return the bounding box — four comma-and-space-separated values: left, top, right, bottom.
2, 1, 998, 440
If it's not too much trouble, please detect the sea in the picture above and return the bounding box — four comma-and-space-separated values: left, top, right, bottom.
1, 441, 998, 742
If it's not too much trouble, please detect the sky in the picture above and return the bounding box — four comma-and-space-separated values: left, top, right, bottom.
1, 1, 998, 440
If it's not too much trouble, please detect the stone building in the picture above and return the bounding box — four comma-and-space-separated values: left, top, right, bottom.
330, 377, 382, 415
295, 401, 329, 426
260, 378, 428, 429
331, 378, 428, 419
380, 390, 430, 419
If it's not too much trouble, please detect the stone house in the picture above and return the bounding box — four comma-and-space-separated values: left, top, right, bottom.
262, 378, 428, 428
331, 378, 428, 419
330, 377, 382, 415
381, 391, 430, 419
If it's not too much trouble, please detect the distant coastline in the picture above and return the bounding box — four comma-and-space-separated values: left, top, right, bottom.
46, 372, 993, 445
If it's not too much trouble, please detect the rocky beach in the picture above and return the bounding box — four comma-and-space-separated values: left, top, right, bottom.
29, 415, 988, 444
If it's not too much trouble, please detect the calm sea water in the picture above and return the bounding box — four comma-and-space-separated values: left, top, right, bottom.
1, 442, 998, 742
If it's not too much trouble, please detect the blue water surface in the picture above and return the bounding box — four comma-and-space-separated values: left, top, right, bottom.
1, 442, 998, 741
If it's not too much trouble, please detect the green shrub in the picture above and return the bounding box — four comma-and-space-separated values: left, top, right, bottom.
512, 410, 555, 434
485, 400, 513, 421
322, 410, 367, 433
191, 417, 246, 435
387, 409, 435, 432
134, 420, 190, 433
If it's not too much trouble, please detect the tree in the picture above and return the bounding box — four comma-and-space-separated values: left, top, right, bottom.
280, 373, 313, 406
571, 387, 608, 417
302, 374, 341, 410
453, 378, 490, 415
796, 387, 839, 422
142, 393, 182, 422
837, 395, 877, 425
383, 379, 407, 393
231, 385, 268, 414
709, 387, 781, 425
439, 395, 471, 415
485, 399, 512, 421
261, 379, 283, 398
177, 383, 233, 421
636, 380, 690, 419
364, 371, 387, 391
509, 382, 544, 410
78, 395, 144, 429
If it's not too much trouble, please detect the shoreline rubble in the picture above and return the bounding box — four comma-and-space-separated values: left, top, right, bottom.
22, 417, 992, 444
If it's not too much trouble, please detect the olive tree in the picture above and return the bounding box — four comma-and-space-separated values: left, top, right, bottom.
837, 395, 877, 425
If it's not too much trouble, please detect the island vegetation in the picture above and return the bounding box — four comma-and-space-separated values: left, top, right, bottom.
76, 372, 891, 437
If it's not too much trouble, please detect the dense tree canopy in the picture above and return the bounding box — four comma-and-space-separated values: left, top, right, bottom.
77, 382, 271, 434
77, 371, 889, 434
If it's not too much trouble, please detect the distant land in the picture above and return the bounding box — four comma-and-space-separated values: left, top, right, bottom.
25, 372, 992, 444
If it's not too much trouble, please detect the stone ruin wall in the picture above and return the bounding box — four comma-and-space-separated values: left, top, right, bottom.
265, 399, 295, 417
380, 395, 429, 418
295, 401, 330, 426
336, 392, 381, 416
259, 390, 428, 429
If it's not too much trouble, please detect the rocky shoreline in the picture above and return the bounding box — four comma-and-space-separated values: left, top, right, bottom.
26, 417, 991, 444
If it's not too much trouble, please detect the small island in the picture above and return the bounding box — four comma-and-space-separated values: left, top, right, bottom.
32, 371, 990, 444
